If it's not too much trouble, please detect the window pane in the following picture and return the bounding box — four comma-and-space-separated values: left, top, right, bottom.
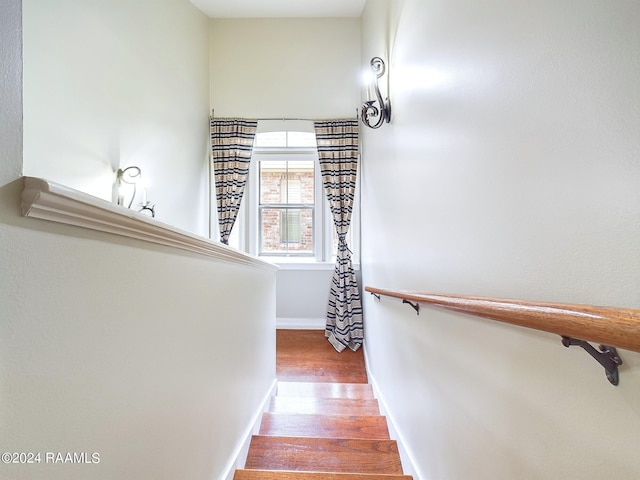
260, 207, 313, 255
255, 131, 317, 148
281, 210, 301, 243
259, 159, 314, 205
288, 161, 314, 203
287, 131, 316, 148
255, 131, 287, 147
287, 178, 302, 203
260, 160, 287, 204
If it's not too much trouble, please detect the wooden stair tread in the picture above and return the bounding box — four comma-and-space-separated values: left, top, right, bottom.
234, 469, 412, 479
260, 413, 390, 439
270, 397, 380, 416
277, 381, 374, 400
244, 436, 404, 474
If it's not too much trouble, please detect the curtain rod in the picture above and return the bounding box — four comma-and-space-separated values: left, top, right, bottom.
210, 109, 359, 122
255, 117, 316, 122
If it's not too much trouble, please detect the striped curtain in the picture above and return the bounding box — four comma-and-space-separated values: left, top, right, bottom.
210, 118, 257, 244
314, 119, 363, 352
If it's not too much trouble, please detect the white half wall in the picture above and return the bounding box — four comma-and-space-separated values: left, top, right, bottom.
0, 188, 277, 480
360, 0, 640, 478
22, 0, 211, 235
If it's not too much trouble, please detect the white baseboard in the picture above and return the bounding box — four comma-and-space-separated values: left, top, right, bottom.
222, 379, 277, 480
363, 344, 422, 480
276, 317, 326, 330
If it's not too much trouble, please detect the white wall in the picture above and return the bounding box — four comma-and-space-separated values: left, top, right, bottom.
360, 0, 640, 478
210, 18, 361, 120
0, 214, 277, 480
276, 267, 334, 326
0, 0, 22, 186
210, 17, 362, 325
1, 2, 277, 479
22, 0, 211, 235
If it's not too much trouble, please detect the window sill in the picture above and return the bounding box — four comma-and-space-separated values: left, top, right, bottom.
265, 258, 360, 271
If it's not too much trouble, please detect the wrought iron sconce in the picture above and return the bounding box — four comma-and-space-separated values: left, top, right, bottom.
116, 166, 155, 217
116, 166, 141, 208
361, 57, 391, 129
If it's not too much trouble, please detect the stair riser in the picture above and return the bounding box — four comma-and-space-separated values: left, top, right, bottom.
260, 413, 390, 439
277, 382, 374, 400
269, 397, 380, 416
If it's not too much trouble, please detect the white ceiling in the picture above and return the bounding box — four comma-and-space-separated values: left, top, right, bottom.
190, 0, 366, 18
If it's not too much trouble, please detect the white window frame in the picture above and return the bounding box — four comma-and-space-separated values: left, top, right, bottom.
251, 148, 323, 261
226, 120, 360, 267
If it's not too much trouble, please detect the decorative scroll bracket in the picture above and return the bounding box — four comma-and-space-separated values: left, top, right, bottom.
561, 336, 623, 386
402, 299, 420, 315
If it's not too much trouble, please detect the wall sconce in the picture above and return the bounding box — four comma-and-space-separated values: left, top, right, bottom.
116, 166, 156, 217
116, 166, 141, 208
361, 57, 391, 129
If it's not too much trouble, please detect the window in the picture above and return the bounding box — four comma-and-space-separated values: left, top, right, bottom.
252, 125, 320, 259
225, 120, 358, 264
259, 157, 315, 255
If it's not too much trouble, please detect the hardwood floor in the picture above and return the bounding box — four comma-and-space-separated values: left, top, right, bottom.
276, 330, 368, 384
233, 329, 412, 480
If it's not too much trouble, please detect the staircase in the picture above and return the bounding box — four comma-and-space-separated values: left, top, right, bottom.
233, 330, 412, 479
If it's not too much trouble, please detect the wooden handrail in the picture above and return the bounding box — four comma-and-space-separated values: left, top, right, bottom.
365, 286, 640, 353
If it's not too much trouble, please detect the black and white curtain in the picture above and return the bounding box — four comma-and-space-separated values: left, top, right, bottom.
210, 118, 257, 244
314, 119, 363, 352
